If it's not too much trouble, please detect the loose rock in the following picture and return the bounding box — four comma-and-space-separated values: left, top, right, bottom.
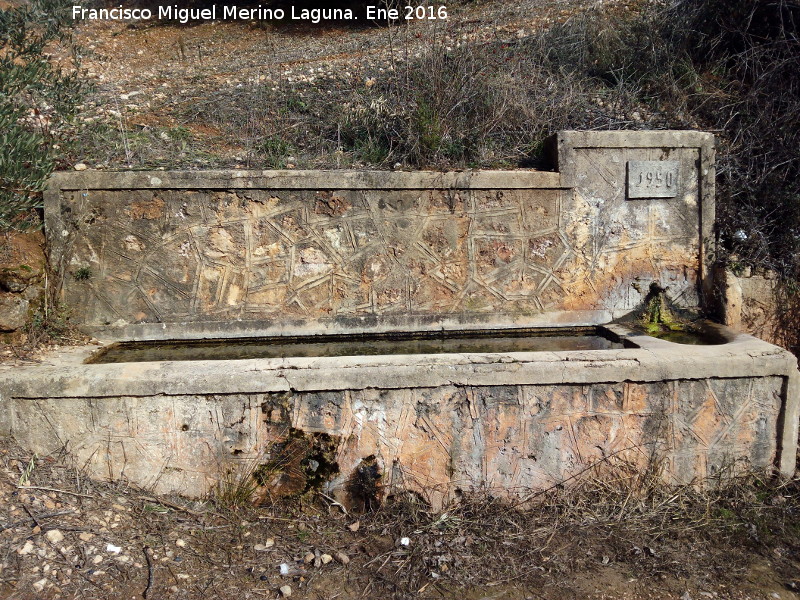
254, 538, 275, 551
45, 529, 64, 544
18, 540, 35, 555
0, 295, 29, 332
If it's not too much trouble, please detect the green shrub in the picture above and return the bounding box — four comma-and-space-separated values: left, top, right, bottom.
257, 136, 293, 168
73, 266, 92, 281
0, 0, 89, 230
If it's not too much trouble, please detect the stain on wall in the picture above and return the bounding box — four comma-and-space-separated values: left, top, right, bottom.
7, 376, 781, 507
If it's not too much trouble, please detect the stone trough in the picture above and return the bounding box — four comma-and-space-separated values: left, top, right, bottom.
0, 131, 797, 508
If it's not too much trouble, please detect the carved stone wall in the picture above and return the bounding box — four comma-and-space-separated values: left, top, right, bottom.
56, 185, 571, 324
5, 376, 782, 506
45, 131, 716, 333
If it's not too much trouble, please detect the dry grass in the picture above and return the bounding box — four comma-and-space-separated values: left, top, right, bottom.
0, 436, 797, 599
354, 456, 800, 596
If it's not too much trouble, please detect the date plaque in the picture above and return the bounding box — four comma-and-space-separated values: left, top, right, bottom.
627, 161, 680, 199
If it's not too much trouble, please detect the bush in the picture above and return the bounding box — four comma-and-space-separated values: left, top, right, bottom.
549, 0, 800, 279
0, 0, 88, 230
678, 0, 800, 279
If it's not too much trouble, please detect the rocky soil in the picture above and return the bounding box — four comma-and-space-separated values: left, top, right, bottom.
0, 437, 798, 600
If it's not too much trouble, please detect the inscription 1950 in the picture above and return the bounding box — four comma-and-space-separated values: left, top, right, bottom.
627, 160, 680, 199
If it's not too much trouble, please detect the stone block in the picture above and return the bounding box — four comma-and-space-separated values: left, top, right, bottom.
0, 294, 29, 331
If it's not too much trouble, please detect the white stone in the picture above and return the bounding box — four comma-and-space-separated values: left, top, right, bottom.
45, 529, 64, 544
18, 540, 35, 555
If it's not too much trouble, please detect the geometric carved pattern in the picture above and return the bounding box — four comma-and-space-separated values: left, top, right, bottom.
323, 378, 779, 505
65, 188, 579, 325
17, 377, 779, 503
60, 153, 702, 326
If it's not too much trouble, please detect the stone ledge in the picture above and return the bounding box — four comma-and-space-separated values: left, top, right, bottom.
46, 169, 563, 192
1, 325, 794, 399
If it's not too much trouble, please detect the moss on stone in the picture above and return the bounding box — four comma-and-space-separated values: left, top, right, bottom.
638, 282, 690, 333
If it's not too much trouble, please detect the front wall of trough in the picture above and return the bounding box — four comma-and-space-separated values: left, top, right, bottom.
45, 131, 715, 332
0, 376, 786, 508
1, 328, 797, 507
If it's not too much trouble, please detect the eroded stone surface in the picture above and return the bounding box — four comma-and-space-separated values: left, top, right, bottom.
0, 294, 29, 331
3, 376, 783, 508
45, 132, 714, 330
54, 184, 696, 324
718, 268, 793, 350
0, 231, 45, 292
0, 231, 44, 331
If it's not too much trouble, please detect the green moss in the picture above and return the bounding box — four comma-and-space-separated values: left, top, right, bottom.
639, 283, 688, 333
73, 266, 92, 281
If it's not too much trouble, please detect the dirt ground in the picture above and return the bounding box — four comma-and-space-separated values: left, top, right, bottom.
67, 0, 647, 170
0, 434, 798, 600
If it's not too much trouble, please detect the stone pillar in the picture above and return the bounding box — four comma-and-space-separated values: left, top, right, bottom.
551, 130, 716, 314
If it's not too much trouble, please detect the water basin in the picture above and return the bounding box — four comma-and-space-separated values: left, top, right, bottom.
648, 328, 728, 345
631, 320, 730, 346
85, 326, 624, 364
